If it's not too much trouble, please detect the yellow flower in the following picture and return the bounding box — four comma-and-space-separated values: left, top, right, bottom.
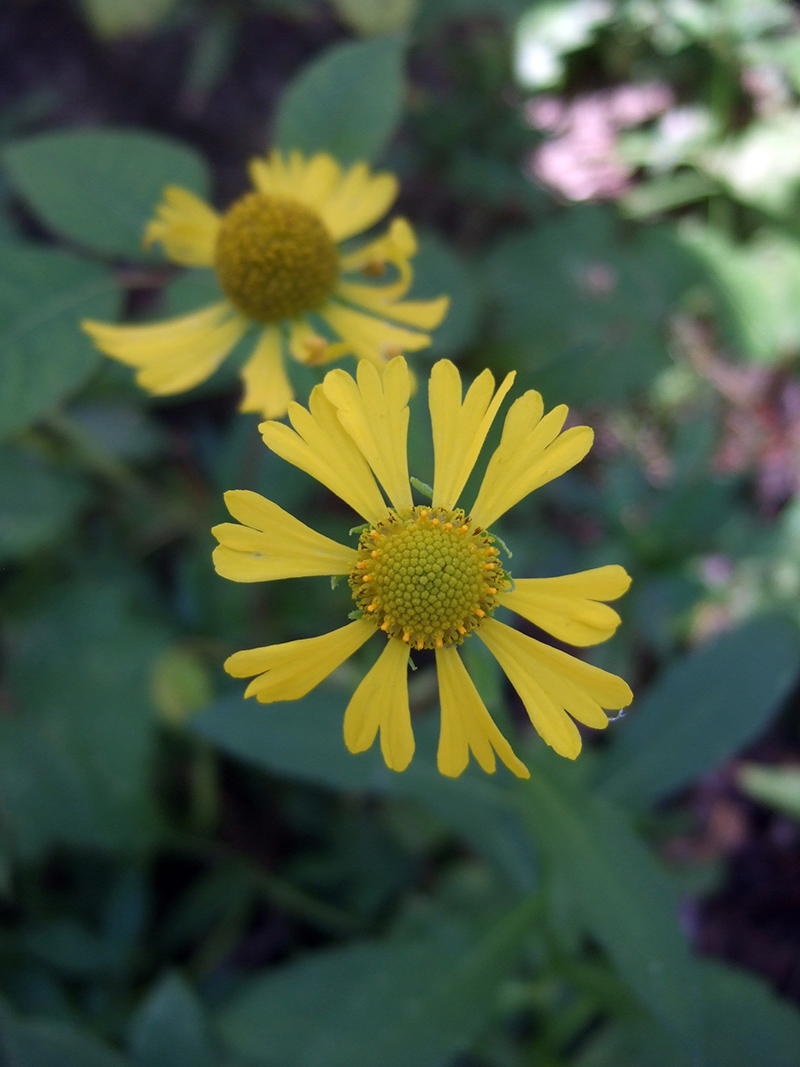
212, 358, 633, 778
81, 151, 449, 419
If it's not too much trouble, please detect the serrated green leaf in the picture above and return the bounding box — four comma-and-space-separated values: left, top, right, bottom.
598, 615, 800, 809
274, 37, 406, 163
0, 245, 118, 438
216, 893, 538, 1067
3, 129, 210, 258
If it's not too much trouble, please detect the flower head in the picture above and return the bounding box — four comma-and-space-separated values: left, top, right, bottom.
81, 152, 448, 419
212, 358, 633, 778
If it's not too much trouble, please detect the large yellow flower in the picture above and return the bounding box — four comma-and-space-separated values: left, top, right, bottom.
212, 358, 633, 778
81, 151, 448, 419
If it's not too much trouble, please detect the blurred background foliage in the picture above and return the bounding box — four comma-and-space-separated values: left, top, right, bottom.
2, 0, 800, 1063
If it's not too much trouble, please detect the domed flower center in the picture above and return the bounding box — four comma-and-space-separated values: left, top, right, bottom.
214, 192, 339, 322
350, 506, 509, 650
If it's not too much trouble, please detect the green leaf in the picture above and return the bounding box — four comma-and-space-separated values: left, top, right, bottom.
0, 245, 118, 438
0, 1016, 128, 1067
738, 763, 800, 822
482, 206, 704, 404
520, 752, 701, 1047
331, 0, 418, 36
3, 129, 210, 258
216, 893, 538, 1067
80, 0, 179, 38
0, 580, 167, 858
598, 615, 800, 809
130, 973, 213, 1067
408, 232, 481, 358
274, 37, 406, 163
191, 692, 536, 891
0, 445, 88, 561
577, 960, 800, 1067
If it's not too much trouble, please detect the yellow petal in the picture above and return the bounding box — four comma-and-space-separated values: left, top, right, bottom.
429, 361, 516, 510
320, 302, 433, 366
212, 490, 356, 582
316, 162, 398, 242
260, 385, 389, 525
478, 619, 581, 759
343, 637, 414, 771
338, 218, 416, 301
248, 152, 397, 242
323, 358, 413, 510
478, 619, 632, 758
82, 303, 246, 395
470, 391, 594, 529
288, 319, 330, 366
435, 647, 529, 779
225, 620, 373, 703
144, 185, 220, 267
239, 328, 294, 418
337, 283, 449, 331
500, 566, 631, 647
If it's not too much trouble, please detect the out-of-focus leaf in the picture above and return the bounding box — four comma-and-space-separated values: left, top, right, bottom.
0, 581, 167, 858
680, 224, 800, 363
274, 37, 406, 163
2, 129, 210, 258
80, 0, 179, 38
0, 1015, 128, 1067
129, 973, 213, 1067
216, 893, 538, 1067
738, 763, 800, 822
598, 614, 800, 809
514, 0, 612, 89
482, 206, 703, 404
519, 751, 701, 1047
0, 245, 118, 438
700, 112, 800, 216
191, 691, 536, 891
332, 0, 418, 35
577, 960, 800, 1067
408, 232, 481, 358
0, 446, 88, 562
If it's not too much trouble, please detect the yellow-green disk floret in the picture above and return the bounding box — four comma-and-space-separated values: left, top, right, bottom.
350, 506, 509, 650
214, 191, 339, 322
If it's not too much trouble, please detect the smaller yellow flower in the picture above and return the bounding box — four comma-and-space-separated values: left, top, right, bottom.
212, 357, 633, 779
82, 151, 448, 419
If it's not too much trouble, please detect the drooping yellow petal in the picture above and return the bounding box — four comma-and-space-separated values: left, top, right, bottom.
479, 619, 632, 758
288, 319, 331, 366
226, 620, 373, 703
320, 302, 433, 366
144, 185, 220, 267
337, 283, 449, 331
260, 385, 389, 525
323, 358, 413, 510
470, 391, 594, 529
212, 490, 356, 582
338, 218, 416, 301
343, 637, 414, 772
82, 303, 247, 396
435, 647, 530, 779
500, 566, 632, 647
429, 361, 516, 510
239, 327, 294, 418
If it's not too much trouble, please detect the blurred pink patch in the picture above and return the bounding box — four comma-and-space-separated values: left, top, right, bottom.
527, 82, 673, 201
